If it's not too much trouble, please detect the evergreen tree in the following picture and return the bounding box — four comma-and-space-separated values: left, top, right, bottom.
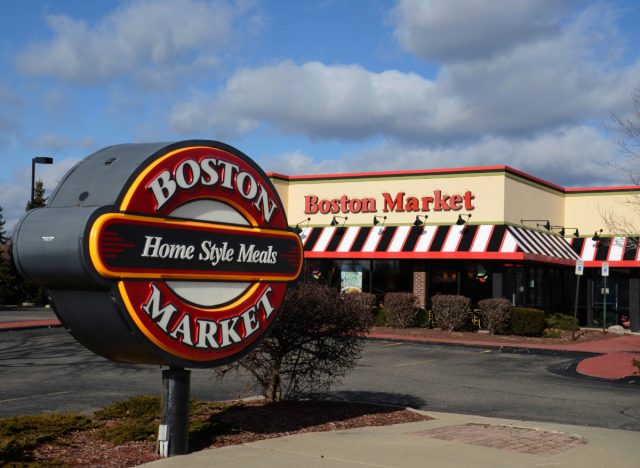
0, 205, 6, 245
26, 180, 48, 210
0, 240, 18, 305
20, 181, 50, 305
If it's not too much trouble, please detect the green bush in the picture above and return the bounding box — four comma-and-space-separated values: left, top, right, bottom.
431, 295, 470, 331
98, 419, 157, 444
511, 307, 546, 337
414, 308, 429, 328
546, 313, 578, 331
371, 307, 388, 326
543, 328, 563, 338
384, 292, 418, 328
0, 413, 91, 463
94, 395, 160, 420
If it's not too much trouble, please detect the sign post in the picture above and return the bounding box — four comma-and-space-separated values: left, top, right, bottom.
13, 141, 304, 457
572, 260, 584, 340
601, 262, 609, 333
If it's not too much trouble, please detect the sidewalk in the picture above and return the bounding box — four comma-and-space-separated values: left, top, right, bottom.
143, 410, 640, 468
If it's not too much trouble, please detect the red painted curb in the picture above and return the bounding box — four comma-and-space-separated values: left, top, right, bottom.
368, 332, 640, 380
576, 352, 640, 380
0, 319, 61, 331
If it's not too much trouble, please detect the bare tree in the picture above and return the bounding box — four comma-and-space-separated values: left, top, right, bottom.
603, 85, 640, 238
217, 283, 374, 401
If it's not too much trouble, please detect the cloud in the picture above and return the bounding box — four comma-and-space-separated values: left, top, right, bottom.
170, 49, 639, 144
168, 2, 639, 146
263, 126, 625, 188
16, 0, 257, 86
391, 0, 570, 62
0, 84, 22, 153
171, 61, 466, 140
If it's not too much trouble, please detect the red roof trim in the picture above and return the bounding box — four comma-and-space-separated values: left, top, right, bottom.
268, 165, 640, 195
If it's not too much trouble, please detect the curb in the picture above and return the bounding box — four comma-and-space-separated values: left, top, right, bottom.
367, 334, 600, 359
548, 360, 640, 386
0, 320, 62, 332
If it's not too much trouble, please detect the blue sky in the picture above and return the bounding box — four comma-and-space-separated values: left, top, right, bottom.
1, 0, 640, 229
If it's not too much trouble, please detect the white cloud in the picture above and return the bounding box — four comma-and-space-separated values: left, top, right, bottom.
16, 0, 256, 85
264, 126, 626, 188
171, 61, 467, 140
263, 150, 343, 176
171, 51, 639, 144
392, 0, 570, 62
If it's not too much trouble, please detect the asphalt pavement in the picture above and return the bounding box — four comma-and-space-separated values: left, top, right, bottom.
3, 307, 640, 467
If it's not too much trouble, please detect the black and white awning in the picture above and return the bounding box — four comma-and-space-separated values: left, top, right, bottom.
299, 224, 579, 264
568, 236, 640, 266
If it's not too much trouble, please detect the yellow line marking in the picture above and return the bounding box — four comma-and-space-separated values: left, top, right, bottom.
395, 359, 435, 367
0, 391, 71, 403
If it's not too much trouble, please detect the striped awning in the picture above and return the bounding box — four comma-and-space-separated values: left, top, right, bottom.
569, 236, 640, 267
299, 224, 579, 265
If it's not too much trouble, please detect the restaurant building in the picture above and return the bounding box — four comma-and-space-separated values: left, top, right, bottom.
269, 165, 640, 332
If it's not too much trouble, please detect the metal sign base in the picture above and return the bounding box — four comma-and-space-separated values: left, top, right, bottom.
158, 367, 190, 457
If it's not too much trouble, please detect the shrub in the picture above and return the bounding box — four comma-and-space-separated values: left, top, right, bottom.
477, 298, 512, 334
0, 413, 91, 463
414, 308, 429, 328
543, 329, 563, 338
384, 292, 418, 328
546, 314, 578, 331
431, 295, 470, 331
94, 395, 160, 420
511, 307, 546, 336
217, 283, 374, 401
372, 307, 388, 326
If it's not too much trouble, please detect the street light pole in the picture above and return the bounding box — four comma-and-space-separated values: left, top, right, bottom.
31, 157, 54, 208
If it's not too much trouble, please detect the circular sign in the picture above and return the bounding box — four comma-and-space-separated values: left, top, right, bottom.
87, 141, 303, 367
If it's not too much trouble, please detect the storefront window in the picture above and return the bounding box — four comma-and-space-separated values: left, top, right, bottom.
371, 260, 412, 296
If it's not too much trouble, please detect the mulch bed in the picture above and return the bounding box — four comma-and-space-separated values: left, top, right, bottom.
33, 400, 431, 467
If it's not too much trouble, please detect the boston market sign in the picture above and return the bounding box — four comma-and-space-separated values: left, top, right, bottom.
14, 141, 303, 368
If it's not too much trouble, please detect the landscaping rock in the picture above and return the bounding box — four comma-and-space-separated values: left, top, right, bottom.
607, 325, 625, 335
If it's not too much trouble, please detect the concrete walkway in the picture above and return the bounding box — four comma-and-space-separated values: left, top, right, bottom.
143, 410, 640, 468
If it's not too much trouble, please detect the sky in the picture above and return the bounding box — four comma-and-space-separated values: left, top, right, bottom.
1, 0, 640, 230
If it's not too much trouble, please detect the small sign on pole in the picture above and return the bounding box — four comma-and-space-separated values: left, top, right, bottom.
601, 262, 609, 332
572, 260, 584, 340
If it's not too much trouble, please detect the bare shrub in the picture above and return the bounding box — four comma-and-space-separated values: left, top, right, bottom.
217, 283, 373, 401
383, 292, 418, 328
431, 295, 470, 331
477, 298, 512, 334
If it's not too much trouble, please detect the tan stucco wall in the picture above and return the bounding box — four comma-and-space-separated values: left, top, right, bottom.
565, 192, 640, 235
271, 168, 640, 235
503, 175, 565, 227
277, 172, 505, 227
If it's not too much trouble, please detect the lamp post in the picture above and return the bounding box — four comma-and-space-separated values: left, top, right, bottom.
31, 157, 54, 208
